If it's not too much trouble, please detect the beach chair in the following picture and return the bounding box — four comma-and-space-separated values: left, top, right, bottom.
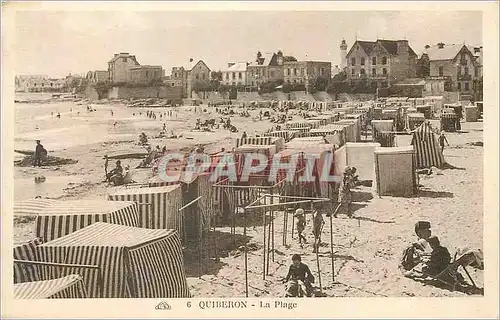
416, 250, 482, 292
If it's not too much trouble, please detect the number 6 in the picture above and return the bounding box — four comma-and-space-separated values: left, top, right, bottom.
187, 301, 191, 308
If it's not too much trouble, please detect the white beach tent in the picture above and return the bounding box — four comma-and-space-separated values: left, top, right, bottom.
374, 146, 417, 197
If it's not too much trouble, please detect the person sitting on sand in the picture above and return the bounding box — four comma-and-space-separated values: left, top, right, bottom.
107, 160, 123, 185
121, 165, 134, 185
283, 254, 315, 297
422, 236, 451, 276
399, 221, 434, 276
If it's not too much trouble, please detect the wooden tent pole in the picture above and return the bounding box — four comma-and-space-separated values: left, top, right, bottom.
330, 214, 335, 282
315, 247, 322, 295
262, 196, 267, 280
271, 187, 275, 262
266, 203, 272, 275
243, 207, 249, 298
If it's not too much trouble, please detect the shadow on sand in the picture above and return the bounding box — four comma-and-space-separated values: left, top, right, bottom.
441, 162, 466, 171
417, 190, 454, 199
183, 230, 252, 278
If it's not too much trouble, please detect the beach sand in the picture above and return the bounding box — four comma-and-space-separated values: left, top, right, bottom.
13, 96, 483, 297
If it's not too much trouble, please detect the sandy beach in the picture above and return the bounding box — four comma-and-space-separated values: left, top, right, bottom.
13, 93, 483, 297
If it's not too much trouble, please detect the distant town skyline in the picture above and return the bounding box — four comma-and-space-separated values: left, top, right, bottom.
14, 11, 482, 78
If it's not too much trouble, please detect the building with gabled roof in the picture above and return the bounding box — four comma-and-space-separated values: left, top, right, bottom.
345, 39, 418, 88
419, 42, 482, 99
108, 53, 140, 83
171, 59, 211, 98
247, 51, 284, 88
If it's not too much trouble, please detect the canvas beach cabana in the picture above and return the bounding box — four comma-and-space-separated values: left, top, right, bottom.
14, 199, 140, 242
14, 238, 44, 283
344, 142, 381, 182
38, 222, 190, 298
374, 146, 417, 197
406, 113, 426, 131
108, 185, 183, 236
14, 274, 87, 299
411, 122, 445, 169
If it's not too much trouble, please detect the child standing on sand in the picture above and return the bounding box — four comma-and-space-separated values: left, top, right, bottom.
294, 208, 307, 244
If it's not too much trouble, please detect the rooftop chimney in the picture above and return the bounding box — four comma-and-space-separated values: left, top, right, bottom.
120, 52, 129, 55
228, 63, 235, 68
437, 43, 445, 49
114, 54, 119, 57
424, 44, 430, 49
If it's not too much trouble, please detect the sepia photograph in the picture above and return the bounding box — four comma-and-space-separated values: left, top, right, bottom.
1, 1, 499, 319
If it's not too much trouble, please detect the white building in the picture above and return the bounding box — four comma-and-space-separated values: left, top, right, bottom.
221, 62, 248, 86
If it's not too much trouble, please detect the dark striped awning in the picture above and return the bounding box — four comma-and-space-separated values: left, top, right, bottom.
14, 274, 87, 299
14, 199, 140, 242
13, 238, 43, 283
108, 185, 183, 235
38, 222, 190, 298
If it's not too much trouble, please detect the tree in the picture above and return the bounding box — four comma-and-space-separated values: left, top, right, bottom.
211, 71, 223, 81
95, 81, 111, 100
283, 56, 297, 62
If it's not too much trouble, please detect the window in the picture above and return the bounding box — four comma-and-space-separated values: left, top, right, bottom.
202, 73, 206, 80
270, 70, 275, 77
351, 57, 356, 66
360, 69, 366, 75
372, 57, 377, 65
438, 66, 444, 76
232, 72, 236, 79
238, 72, 242, 79
301, 69, 304, 76
226, 73, 229, 80
457, 67, 462, 77
286, 68, 290, 76
122, 58, 127, 62
458, 82, 461, 90
174, 72, 178, 78
232, 82, 236, 86
146, 71, 149, 77
320, 68, 324, 75
382, 68, 387, 75
196, 75, 199, 80
464, 67, 469, 75
361, 57, 365, 66
475, 67, 479, 76
465, 82, 469, 91
171, 83, 175, 87
382, 57, 387, 65
351, 69, 355, 75
372, 68, 376, 76
294, 68, 297, 76
381, 81, 388, 88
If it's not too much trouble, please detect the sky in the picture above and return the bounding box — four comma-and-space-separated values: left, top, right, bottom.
13, 10, 482, 78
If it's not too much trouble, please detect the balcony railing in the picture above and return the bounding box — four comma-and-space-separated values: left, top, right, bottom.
457, 74, 472, 81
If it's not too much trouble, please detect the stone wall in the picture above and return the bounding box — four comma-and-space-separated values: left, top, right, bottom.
107, 86, 183, 102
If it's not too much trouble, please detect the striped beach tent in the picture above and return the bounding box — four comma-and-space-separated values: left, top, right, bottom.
108, 185, 183, 237
411, 122, 444, 169
38, 222, 190, 298
13, 238, 43, 283
14, 199, 140, 242
264, 130, 298, 142
14, 274, 87, 299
